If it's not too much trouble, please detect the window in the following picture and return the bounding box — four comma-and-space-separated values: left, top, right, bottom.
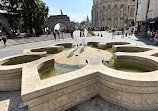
130, 8, 134, 17
120, 5, 124, 18
148, 0, 155, 11
114, 5, 117, 18
103, 6, 106, 19
108, 5, 111, 18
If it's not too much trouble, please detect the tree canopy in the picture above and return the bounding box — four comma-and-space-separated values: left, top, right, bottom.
1, 0, 49, 30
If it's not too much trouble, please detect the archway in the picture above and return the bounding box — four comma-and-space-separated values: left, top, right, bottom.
48, 15, 76, 32
54, 23, 67, 32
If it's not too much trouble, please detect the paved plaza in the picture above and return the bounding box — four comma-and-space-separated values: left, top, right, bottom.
0, 31, 158, 111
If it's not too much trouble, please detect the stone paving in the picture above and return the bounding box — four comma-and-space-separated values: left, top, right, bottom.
67, 96, 158, 111
0, 33, 71, 49
0, 31, 158, 111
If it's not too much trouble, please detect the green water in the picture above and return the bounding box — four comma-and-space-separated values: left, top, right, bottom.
104, 59, 153, 73
47, 48, 71, 57
2, 55, 41, 65
106, 48, 113, 53
104, 47, 153, 72
39, 63, 83, 79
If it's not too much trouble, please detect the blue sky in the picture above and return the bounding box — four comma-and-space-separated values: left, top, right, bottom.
42, 0, 93, 23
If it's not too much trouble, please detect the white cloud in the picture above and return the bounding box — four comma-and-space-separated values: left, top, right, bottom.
49, 8, 59, 15
68, 13, 91, 23
48, 8, 91, 23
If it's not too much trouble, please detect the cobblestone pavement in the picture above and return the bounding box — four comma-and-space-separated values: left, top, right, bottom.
67, 96, 158, 111
0, 31, 158, 111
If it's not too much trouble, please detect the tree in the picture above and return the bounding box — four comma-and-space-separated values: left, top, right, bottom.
124, 17, 134, 27
81, 21, 86, 25
6, 0, 23, 29
22, 0, 49, 30
3, 0, 49, 30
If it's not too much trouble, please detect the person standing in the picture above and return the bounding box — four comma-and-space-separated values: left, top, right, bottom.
17, 29, 20, 36
147, 29, 152, 40
32, 28, 36, 37
156, 30, 158, 45
70, 30, 73, 39
112, 28, 115, 39
121, 28, 124, 38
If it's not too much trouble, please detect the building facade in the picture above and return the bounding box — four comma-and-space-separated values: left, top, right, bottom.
91, 0, 136, 29
135, 0, 158, 22
135, 0, 158, 32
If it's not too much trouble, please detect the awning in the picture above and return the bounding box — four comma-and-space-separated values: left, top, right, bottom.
143, 17, 158, 24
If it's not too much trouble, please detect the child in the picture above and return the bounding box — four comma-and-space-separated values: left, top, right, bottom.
112, 29, 115, 39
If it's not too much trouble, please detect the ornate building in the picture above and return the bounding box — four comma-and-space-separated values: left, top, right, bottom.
91, 0, 136, 29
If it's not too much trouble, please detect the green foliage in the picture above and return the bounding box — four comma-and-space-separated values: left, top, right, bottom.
22, 0, 49, 30
124, 17, 134, 25
108, 30, 112, 33
115, 28, 121, 31
81, 21, 86, 25
4, 0, 49, 30
4, 0, 22, 29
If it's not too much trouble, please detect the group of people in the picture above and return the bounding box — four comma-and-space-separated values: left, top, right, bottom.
112, 27, 135, 39
147, 29, 158, 44
70, 29, 87, 40
52, 30, 64, 41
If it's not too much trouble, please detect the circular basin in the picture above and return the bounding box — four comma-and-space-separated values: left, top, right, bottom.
38, 59, 83, 79
31, 47, 63, 54
104, 56, 158, 73
1, 55, 42, 66
98, 42, 131, 53
113, 46, 152, 53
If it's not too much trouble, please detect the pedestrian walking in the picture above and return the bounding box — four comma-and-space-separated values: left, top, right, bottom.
121, 28, 124, 38
80, 31, 82, 37
128, 28, 132, 38
53, 31, 56, 41
131, 27, 134, 36
1, 33, 7, 48
112, 29, 115, 39
61, 30, 64, 39
57, 30, 60, 40
70, 30, 73, 39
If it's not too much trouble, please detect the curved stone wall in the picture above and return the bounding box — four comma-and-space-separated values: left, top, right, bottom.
2, 41, 158, 110
113, 45, 152, 52
21, 55, 158, 111
31, 46, 64, 54
0, 53, 45, 91
98, 42, 131, 50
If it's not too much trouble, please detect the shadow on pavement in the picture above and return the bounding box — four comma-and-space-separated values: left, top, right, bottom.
134, 34, 157, 46
0, 90, 28, 111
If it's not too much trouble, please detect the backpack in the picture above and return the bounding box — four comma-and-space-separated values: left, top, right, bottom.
2, 36, 6, 41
